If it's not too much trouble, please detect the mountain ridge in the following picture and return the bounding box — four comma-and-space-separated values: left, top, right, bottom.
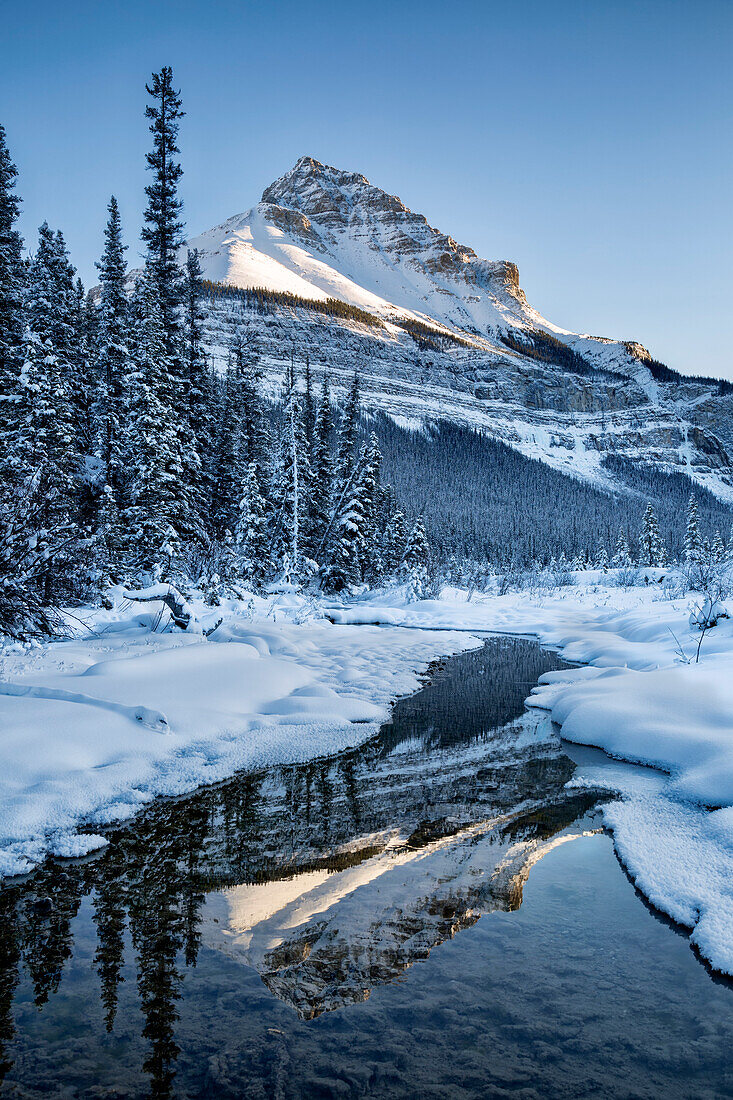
188, 156, 733, 502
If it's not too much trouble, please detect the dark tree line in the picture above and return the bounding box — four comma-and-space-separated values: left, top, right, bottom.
374, 416, 733, 567
499, 327, 616, 380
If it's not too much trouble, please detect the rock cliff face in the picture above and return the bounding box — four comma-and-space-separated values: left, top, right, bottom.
188, 157, 733, 498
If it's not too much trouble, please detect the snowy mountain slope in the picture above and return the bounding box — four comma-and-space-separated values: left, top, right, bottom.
187, 156, 733, 498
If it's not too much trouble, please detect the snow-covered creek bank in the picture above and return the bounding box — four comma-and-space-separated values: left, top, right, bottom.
0, 633, 731, 1100
3, 579, 733, 981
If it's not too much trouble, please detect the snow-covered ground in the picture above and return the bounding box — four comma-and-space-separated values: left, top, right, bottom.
2, 577, 733, 974
0, 591, 481, 879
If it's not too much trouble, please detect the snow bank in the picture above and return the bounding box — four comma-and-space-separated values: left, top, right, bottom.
6, 578, 733, 975
0, 599, 481, 877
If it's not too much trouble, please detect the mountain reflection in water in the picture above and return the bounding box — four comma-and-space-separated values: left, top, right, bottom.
0, 636, 603, 1098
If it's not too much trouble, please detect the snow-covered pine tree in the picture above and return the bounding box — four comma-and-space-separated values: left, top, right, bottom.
235, 461, 270, 586
321, 462, 368, 593
141, 67, 185, 357
611, 527, 632, 567
0, 125, 24, 460
181, 247, 212, 524
71, 277, 98, 459
302, 355, 316, 453
595, 545, 609, 572
382, 509, 407, 576
11, 323, 82, 602
95, 197, 131, 499
358, 432, 384, 585
684, 492, 702, 564
27, 225, 77, 359
317, 370, 365, 579
209, 329, 265, 535
94, 197, 133, 572
334, 370, 360, 489
270, 363, 312, 576
138, 71, 204, 549
123, 275, 190, 576
0, 468, 69, 637
22, 227, 81, 522
403, 516, 430, 573
639, 503, 665, 566
0, 127, 43, 633
402, 517, 430, 601
711, 530, 725, 563
183, 248, 210, 425
310, 374, 335, 553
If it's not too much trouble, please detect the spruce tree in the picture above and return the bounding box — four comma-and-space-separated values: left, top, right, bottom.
322, 470, 368, 592
138, 70, 204, 550
611, 527, 632, 568
235, 461, 270, 586
335, 370, 360, 487
639, 503, 665, 566
182, 248, 210, 427
124, 275, 189, 575
403, 517, 430, 572
96, 197, 130, 489
311, 374, 334, 552
403, 517, 430, 601
22, 227, 80, 520
0, 125, 24, 461
27, 224, 77, 366
271, 365, 312, 575
711, 530, 725, 563
141, 67, 185, 353
209, 330, 265, 535
10, 325, 80, 603
95, 197, 133, 572
595, 545, 609, 573
382, 509, 407, 576
71, 278, 97, 458
180, 248, 210, 524
684, 493, 702, 564
358, 432, 384, 585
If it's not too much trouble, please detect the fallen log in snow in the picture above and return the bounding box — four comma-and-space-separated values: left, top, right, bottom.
122, 584, 195, 631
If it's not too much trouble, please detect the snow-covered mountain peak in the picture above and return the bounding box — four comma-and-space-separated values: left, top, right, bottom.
188, 155, 535, 335
259, 155, 510, 294
187, 157, 733, 502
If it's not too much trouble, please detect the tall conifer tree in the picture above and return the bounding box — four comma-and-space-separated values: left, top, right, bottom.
124, 275, 188, 574
310, 374, 334, 550
96, 197, 130, 491
0, 125, 24, 458
142, 67, 185, 354
684, 493, 702, 564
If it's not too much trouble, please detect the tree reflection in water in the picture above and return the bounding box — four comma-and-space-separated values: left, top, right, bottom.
0, 637, 602, 1098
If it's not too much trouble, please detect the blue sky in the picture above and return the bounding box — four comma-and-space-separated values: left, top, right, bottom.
2, 0, 731, 377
